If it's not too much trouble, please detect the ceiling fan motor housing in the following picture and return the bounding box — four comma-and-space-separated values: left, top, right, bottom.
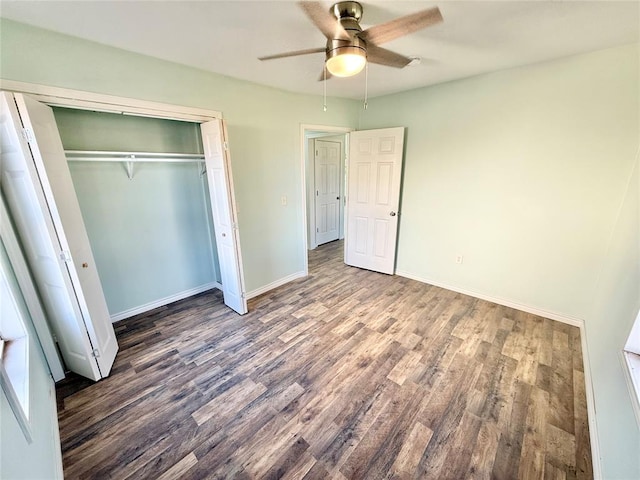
326, 36, 366, 59
332, 1, 363, 24
328, 1, 367, 61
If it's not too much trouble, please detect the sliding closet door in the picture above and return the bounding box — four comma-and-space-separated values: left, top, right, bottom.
201, 120, 247, 314
0, 92, 117, 380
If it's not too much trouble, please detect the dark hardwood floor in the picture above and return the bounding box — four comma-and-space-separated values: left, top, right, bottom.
56, 240, 592, 479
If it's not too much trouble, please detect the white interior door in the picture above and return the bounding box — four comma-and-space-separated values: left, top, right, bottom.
314, 139, 341, 246
0, 92, 118, 380
345, 127, 405, 275
200, 119, 247, 314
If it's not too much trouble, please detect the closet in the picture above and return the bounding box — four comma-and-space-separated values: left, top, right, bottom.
1, 90, 246, 382
53, 107, 221, 321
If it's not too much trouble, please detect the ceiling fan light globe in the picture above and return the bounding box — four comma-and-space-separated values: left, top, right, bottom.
326, 53, 366, 77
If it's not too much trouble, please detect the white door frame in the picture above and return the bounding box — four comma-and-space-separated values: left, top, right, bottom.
0, 80, 221, 121
300, 124, 353, 275
0, 80, 246, 314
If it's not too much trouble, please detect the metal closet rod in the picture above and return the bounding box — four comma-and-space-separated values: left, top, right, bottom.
65, 150, 205, 163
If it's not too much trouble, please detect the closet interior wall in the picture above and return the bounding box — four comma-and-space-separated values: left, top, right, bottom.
52, 107, 221, 321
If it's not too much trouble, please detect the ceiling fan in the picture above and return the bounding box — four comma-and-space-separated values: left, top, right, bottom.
259, 1, 443, 80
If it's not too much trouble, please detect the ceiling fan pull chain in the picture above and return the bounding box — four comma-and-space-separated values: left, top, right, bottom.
364, 62, 369, 110
323, 66, 327, 112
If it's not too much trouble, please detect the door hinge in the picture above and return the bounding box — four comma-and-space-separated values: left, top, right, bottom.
316, 190, 319, 196
59, 250, 72, 263
223, 141, 229, 151
91, 348, 100, 358
316, 227, 319, 233
21, 128, 34, 143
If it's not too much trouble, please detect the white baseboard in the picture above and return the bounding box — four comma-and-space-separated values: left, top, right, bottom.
395, 270, 584, 327
50, 380, 64, 479
581, 327, 602, 479
395, 269, 602, 479
110, 282, 221, 322
246, 271, 307, 299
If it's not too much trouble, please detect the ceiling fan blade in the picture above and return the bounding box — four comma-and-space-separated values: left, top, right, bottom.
318, 66, 333, 81
366, 45, 412, 68
360, 7, 443, 45
259, 47, 326, 61
299, 1, 350, 41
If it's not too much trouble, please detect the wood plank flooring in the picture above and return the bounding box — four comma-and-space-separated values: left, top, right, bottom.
56, 240, 592, 479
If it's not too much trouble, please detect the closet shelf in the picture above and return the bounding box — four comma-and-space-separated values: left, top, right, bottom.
65, 150, 206, 180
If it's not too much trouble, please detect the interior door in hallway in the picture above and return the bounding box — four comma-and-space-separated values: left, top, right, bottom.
314, 139, 341, 246
345, 127, 405, 275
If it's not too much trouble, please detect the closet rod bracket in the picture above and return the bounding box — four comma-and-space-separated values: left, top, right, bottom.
124, 156, 135, 180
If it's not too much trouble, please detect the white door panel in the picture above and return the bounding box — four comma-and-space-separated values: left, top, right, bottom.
345, 127, 404, 275
14, 94, 118, 377
15, 94, 118, 377
0, 92, 103, 380
315, 139, 341, 245
2, 169, 98, 379
201, 119, 247, 314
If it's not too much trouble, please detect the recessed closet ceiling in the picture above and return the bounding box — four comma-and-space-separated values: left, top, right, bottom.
1, 1, 638, 99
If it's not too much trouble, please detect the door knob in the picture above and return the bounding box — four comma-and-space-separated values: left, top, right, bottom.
336, 196, 340, 200
390, 211, 396, 217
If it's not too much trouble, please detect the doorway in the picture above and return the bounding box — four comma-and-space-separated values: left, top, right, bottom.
301, 124, 407, 278
313, 136, 343, 246
301, 124, 352, 274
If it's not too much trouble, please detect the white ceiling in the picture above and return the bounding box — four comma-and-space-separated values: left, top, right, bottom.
2, 1, 638, 99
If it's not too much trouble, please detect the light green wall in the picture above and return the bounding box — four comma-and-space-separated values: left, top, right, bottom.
359, 44, 640, 479
52, 108, 219, 316
3, 16, 639, 478
0, 18, 361, 293
68, 162, 218, 316
1, 241, 62, 480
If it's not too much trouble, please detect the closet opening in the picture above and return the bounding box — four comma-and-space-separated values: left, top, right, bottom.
52, 107, 223, 322
1, 84, 246, 381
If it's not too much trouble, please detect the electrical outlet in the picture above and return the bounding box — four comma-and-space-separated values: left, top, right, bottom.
456, 255, 464, 264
